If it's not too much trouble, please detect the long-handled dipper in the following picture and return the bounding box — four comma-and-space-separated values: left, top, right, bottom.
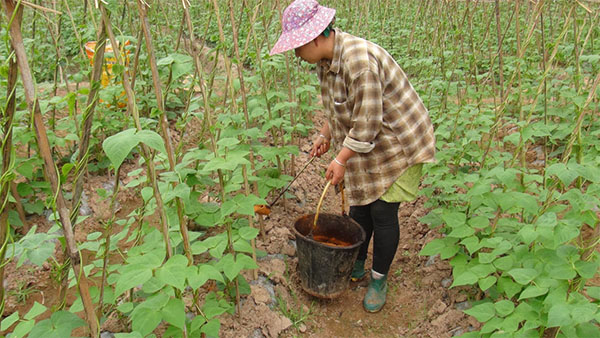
254, 156, 317, 216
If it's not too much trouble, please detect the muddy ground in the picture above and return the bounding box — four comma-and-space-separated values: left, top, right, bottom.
2, 110, 479, 338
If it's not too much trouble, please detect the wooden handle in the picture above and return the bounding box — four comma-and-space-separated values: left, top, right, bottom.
340, 182, 346, 216
313, 180, 332, 228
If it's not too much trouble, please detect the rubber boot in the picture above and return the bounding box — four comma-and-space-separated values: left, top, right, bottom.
363, 274, 387, 313
351, 259, 366, 282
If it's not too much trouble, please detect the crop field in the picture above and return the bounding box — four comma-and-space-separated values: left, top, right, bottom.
0, 0, 599, 337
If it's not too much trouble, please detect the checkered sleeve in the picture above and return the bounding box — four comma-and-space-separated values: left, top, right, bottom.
342, 70, 382, 153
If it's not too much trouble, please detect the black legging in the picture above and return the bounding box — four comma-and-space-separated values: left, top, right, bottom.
350, 199, 400, 275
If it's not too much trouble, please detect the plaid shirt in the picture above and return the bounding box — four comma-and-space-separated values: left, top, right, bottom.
317, 29, 436, 206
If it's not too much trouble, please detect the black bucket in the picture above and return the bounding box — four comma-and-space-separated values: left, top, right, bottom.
293, 213, 366, 299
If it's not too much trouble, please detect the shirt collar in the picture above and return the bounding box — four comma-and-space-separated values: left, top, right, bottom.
319, 28, 343, 74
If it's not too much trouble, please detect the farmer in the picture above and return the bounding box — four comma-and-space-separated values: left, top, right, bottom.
270, 0, 436, 312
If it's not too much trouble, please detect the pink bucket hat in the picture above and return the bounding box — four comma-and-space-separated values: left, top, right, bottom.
269, 0, 336, 55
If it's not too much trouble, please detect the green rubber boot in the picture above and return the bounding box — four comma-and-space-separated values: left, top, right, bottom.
363, 274, 387, 313
351, 259, 366, 282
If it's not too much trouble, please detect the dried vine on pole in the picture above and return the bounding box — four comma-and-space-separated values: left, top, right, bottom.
71, 21, 107, 225
1, 0, 99, 335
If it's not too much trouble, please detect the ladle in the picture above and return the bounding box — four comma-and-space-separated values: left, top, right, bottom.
253, 155, 316, 215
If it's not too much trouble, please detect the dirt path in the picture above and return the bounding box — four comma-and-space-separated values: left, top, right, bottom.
219, 113, 479, 338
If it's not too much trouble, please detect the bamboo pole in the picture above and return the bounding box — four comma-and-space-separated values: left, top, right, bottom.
210, 0, 241, 315
98, 2, 174, 259
228, 0, 260, 281
0, 46, 18, 317
2, 0, 99, 335
494, 0, 504, 98
135, 0, 192, 265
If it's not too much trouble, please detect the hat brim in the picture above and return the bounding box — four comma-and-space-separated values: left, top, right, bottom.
269, 7, 336, 56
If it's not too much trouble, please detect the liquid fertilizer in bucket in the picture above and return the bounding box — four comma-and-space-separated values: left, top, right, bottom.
293, 213, 365, 299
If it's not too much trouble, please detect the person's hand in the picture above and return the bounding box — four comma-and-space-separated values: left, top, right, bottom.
310, 134, 330, 157
325, 158, 346, 185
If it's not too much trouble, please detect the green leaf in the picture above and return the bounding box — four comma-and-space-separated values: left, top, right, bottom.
141, 186, 154, 202
441, 210, 466, 228
546, 262, 576, 280
115, 264, 153, 297
448, 225, 475, 238
493, 255, 515, 271
191, 240, 208, 255
188, 264, 223, 290
217, 137, 240, 148
498, 276, 522, 298
571, 303, 596, 324
131, 307, 162, 336
190, 315, 207, 333
577, 322, 600, 337
87, 232, 103, 241
468, 215, 489, 229
156, 255, 189, 291
461, 236, 482, 254
419, 238, 445, 256
586, 286, 600, 300
478, 276, 497, 291
221, 254, 240, 281
508, 268, 539, 285
117, 302, 134, 314
464, 302, 495, 322
440, 243, 460, 259
451, 270, 478, 287
136, 130, 166, 155
494, 300, 515, 317
26, 319, 52, 338
470, 263, 495, 278
142, 277, 165, 294
480, 316, 503, 333
518, 225, 538, 244
161, 298, 186, 329
478, 251, 497, 264
201, 318, 221, 337
49, 311, 86, 334
1, 311, 19, 331
500, 313, 521, 333
549, 163, 581, 186
547, 304, 572, 327
12, 320, 35, 338
102, 128, 138, 169
233, 238, 255, 253
518, 285, 548, 300
239, 226, 259, 240
222, 194, 266, 217
236, 253, 258, 270
574, 260, 598, 279
24, 301, 47, 320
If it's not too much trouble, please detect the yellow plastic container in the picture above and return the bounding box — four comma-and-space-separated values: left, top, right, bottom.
84, 40, 130, 107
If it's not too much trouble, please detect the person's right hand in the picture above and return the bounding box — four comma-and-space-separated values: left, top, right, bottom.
310, 134, 330, 157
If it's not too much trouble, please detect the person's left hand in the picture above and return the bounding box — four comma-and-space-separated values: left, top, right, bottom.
326, 159, 345, 185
